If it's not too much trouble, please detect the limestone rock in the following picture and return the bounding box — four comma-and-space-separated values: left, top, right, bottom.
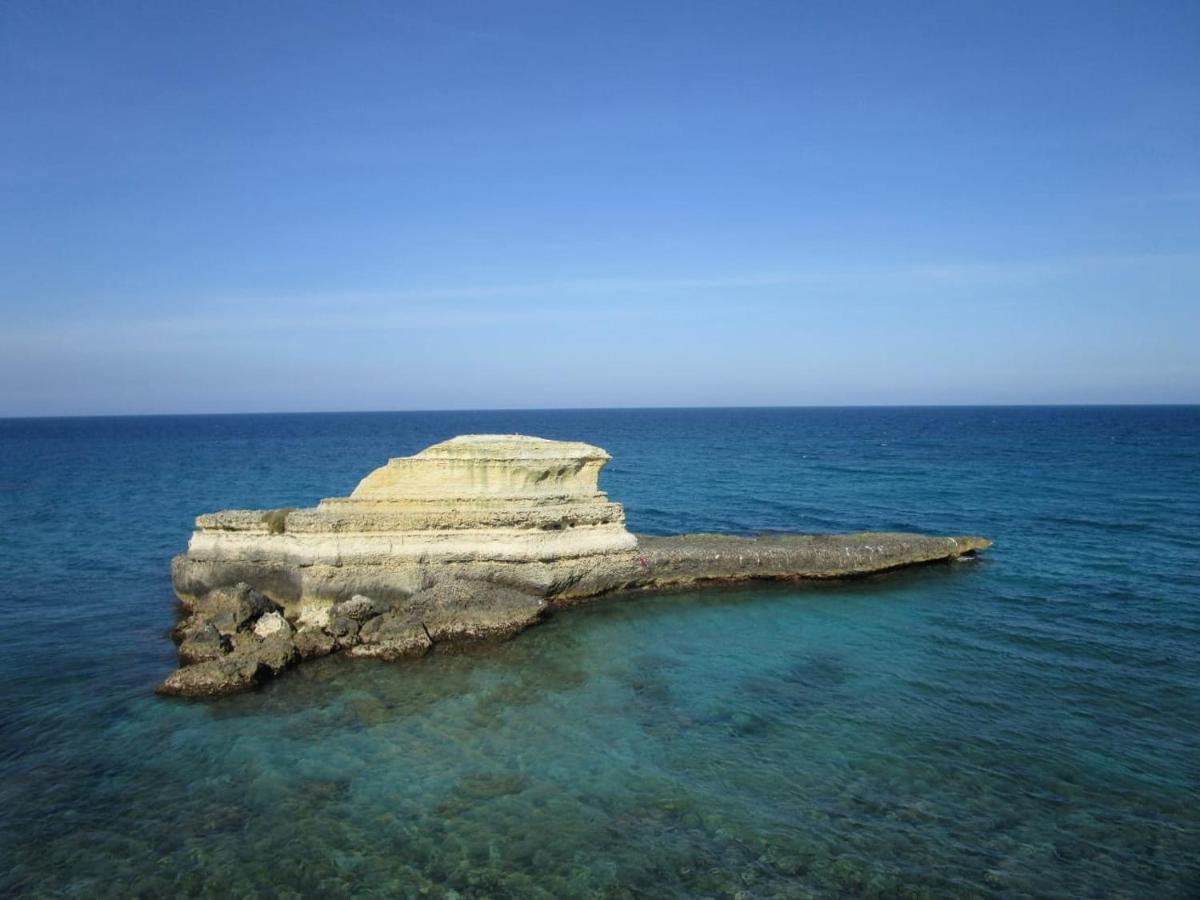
297, 599, 333, 629
164, 434, 993, 698
253, 611, 292, 639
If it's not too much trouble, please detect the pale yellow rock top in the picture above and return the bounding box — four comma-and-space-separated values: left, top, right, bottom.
350, 434, 613, 500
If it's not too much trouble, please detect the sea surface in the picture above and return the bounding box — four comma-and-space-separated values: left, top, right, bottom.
0, 407, 1197, 898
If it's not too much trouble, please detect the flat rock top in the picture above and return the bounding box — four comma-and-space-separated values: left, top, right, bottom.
350, 434, 615, 501
413, 434, 611, 462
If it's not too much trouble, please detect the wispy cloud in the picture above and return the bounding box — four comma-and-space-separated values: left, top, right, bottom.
3, 251, 1196, 349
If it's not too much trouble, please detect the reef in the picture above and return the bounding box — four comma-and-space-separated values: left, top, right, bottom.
161, 434, 990, 697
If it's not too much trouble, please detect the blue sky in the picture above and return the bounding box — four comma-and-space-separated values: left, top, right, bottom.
1, 0, 1197, 416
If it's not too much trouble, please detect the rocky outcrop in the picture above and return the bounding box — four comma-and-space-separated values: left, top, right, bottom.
160, 434, 991, 697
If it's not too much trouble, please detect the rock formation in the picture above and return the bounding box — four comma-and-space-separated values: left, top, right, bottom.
161, 434, 990, 697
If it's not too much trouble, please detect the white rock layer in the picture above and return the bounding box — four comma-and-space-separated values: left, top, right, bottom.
185, 435, 638, 567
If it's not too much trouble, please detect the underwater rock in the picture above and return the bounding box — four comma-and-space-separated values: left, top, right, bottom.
161, 434, 991, 697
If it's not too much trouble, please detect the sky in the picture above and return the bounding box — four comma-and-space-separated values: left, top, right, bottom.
1, 0, 1198, 416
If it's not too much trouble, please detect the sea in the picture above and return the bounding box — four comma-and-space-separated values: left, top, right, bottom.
0, 406, 1197, 898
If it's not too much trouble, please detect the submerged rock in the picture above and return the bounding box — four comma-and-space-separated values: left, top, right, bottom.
160, 434, 991, 697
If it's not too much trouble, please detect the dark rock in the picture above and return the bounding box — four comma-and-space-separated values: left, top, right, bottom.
255, 634, 298, 674
293, 625, 336, 660
327, 614, 360, 644
178, 623, 230, 664
192, 582, 275, 636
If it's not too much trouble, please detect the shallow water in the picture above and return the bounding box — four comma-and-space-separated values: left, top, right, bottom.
0, 407, 1197, 897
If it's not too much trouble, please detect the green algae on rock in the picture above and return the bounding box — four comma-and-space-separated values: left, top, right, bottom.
161, 435, 990, 697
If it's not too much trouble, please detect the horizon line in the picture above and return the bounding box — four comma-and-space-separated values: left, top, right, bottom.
2, 401, 1198, 422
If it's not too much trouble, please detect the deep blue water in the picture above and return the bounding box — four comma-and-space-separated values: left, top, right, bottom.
0, 406, 1197, 898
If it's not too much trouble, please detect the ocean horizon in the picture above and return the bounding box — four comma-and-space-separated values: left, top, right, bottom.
1, 405, 1197, 896
5, 401, 1197, 421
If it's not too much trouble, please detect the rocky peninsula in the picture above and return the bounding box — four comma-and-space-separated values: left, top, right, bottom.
162, 435, 990, 696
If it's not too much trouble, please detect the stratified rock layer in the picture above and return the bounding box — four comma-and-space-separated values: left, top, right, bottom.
162, 434, 991, 697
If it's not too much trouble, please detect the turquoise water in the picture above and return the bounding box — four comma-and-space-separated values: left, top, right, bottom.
1, 407, 1197, 897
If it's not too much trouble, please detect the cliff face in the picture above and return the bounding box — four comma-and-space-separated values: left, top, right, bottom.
162, 435, 990, 697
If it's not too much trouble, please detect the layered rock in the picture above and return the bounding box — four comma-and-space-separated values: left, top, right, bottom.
162, 434, 990, 697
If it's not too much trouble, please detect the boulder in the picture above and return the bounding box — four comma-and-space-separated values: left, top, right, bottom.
192, 582, 275, 636
229, 632, 296, 674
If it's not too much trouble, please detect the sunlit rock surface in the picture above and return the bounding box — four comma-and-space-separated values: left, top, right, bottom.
163, 435, 990, 696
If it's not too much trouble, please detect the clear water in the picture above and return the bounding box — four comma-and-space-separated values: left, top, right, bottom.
0, 407, 1197, 898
